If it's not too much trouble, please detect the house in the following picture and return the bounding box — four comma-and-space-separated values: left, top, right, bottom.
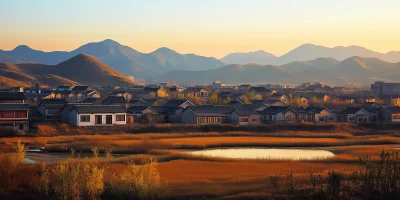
380, 106, 400, 123
183, 87, 209, 98
109, 91, 133, 100
143, 87, 167, 98
212, 81, 225, 89
126, 106, 160, 124
60, 103, 92, 124
151, 106, 184, 123
128, 99, 147, 107
214, 105, 235, 124
56, 85, 72, 91
268, 93, 290, 104
71, 86, 89, 92
37, 99, 67, 121
227, 100, 243, 107
305, 84, 323, 92
239, 104, 268, 112
102, 96, 127, 106
218, 92, 246, 101
381, 95, 400, 106
134, 90, 158, 99
9, 87, 24, 92
69, 105, 126, 126
0, 104, 30, 132
248, 87, 273, 98
229, 107, 260, 125
337, 107, 370, 123
162, 99, 195, 108
0, 92, 25, 104
85, 91, 101, 99
182, 105, 225, 125
293, 107, 313, 122
259, 106, 297, 124
81, 98, 102, 104
308, 107, 336, 123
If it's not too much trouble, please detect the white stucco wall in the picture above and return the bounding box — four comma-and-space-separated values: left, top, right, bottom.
69, 110, 126, 126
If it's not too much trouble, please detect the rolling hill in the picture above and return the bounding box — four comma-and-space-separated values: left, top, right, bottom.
0, 54, 135, 88
0, 39, 226, 78
220, 44, 400, 65
49, 54, 135, 86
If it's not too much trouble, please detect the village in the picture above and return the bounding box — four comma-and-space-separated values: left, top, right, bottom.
1, 80, 400, 133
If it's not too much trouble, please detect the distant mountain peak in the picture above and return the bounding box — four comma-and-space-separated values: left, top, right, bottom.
100, 39, 120, 45
153, 47, 177, 54
13, 45, 34, 51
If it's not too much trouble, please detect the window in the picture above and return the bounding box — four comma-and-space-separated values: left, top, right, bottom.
240, 118, 249, 123
116, 115, 125, 121
251, 118, 259, 122
15, 111, 27, 118
80, 115, 90, 122
319, 117, 325, 121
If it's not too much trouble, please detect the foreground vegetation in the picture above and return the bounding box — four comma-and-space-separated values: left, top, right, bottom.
1, 124, 400, 199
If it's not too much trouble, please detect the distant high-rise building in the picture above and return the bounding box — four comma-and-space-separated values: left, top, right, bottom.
371, 81, 400, 97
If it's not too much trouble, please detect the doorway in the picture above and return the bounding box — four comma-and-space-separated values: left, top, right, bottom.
106, 115, 112, 124
95, 115, 102, 124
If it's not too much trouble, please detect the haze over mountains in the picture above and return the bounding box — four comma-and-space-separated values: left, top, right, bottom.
158, 57, 400, 85
221, 44, 400, 65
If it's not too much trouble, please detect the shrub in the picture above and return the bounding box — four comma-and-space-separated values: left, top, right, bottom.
39, 162, 104, 200
103, 160, 163, 199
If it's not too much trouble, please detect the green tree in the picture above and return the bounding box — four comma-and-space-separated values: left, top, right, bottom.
209, 92, 219, 105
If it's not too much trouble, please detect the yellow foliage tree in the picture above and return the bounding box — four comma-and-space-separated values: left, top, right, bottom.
209, 92, 219, 105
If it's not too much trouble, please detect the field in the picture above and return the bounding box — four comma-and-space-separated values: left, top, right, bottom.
1, 124, 400, 199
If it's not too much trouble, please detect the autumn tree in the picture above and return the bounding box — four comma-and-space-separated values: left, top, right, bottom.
240, 96, 251, 104
245, 92, 255, 102
290, 96, 302, 107
209, 92, 219, 105
191, 96, 201, 105
222, 97, 231, 105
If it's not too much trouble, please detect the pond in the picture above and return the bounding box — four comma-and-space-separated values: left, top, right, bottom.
187, 148, 335, 160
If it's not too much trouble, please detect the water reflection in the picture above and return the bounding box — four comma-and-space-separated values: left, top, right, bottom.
188, 148, 334, 160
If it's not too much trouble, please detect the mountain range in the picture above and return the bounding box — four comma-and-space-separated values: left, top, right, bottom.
0, 54, 135, 87
221, 44, 400, 65
0, 39, 225, 78
2, 40, 400, 85
158, 57, 400, 85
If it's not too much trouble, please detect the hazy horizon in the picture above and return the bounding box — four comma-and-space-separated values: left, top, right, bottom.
2, 0, 400, 58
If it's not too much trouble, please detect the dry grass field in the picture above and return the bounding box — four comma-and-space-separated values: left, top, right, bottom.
1, 124, 400, 199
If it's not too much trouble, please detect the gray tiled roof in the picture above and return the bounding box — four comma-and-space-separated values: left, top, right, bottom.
0, 92, 25, 100
232, 107, 260, 116
0, 104, 30, 111
72, 105, 126, 114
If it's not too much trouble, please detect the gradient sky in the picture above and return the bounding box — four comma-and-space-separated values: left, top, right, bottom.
1, 0, 400, 58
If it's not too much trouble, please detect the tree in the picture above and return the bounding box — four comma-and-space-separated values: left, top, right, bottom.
209, 92, 219, 105
191, 96, 201, 105
290, 96, 302, 107
310, 96, 323, 105
240, 96, 251, 104
246, 92, 255, 102
222, 97, 231, 105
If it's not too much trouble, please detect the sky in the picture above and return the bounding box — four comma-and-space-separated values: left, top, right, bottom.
1, 0, 400, 58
